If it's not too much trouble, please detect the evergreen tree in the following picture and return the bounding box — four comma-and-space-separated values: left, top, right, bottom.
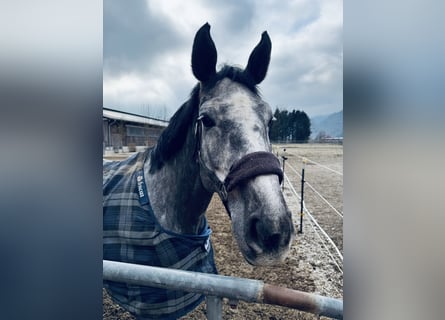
269, 107, 311, 142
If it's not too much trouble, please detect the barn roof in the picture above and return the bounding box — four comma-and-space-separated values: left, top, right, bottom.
103, 107, 169, 128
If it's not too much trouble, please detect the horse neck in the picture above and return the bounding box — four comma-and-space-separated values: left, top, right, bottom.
144, 126, 213, 235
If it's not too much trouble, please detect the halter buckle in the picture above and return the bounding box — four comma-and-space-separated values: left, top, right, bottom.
219, 184, 228, 202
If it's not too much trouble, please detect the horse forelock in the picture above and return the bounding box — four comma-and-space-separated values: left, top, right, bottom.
203, 65, 259, 95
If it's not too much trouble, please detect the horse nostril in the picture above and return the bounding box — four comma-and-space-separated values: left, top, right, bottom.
249, 218, 282, 252
249, 218, 261, 244
263, 233, 282, 250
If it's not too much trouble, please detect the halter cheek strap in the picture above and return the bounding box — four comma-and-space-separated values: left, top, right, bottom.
198, 155, 228, 201
194, 118, 229, 201
194, 118, 283, 212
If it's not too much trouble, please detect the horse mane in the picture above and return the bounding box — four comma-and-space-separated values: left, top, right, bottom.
149, 65, 259, 173
148, 85, 200, 173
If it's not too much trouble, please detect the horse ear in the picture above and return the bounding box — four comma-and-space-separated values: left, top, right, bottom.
192, 23, 217, 82
244, 31, 272, 84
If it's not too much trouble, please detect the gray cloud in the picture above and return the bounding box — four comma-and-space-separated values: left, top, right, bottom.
104, 0, 186, 76
104, 0, 343, 118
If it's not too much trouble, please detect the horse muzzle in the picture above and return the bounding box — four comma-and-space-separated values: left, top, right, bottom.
226, 172, 295, 266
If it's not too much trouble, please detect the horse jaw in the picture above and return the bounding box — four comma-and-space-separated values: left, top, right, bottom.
226, 175, 295, 266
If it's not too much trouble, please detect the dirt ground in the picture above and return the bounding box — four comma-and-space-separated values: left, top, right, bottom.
103, 143, 343, 319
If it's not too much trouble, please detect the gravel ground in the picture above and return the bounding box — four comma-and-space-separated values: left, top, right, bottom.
103, 143, 343, 319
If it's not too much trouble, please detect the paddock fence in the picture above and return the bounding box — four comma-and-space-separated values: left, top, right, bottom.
103, 260, 343, 319
274, 144, 344, 273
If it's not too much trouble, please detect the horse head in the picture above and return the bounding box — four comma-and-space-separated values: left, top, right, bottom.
192, 23, 295, 266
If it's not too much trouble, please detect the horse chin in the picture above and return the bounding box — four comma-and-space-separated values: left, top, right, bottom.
241, 247, 291, 266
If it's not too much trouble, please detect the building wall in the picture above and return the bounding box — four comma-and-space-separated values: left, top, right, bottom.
103, 119, 166, 151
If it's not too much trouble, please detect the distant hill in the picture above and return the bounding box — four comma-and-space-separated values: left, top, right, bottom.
310, 110, 343, 139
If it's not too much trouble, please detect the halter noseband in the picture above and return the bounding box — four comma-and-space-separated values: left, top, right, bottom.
194, 117, 283, 214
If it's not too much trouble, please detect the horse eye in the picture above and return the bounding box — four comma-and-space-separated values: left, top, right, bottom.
200, 115, 216, 128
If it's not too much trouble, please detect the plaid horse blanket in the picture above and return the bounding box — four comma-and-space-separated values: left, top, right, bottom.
103, 151, 217, 319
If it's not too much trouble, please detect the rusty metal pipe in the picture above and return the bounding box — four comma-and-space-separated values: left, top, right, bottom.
103, 260, 343, 319
263, 284, 343, 319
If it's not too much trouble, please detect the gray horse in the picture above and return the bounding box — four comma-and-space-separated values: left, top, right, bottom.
103, 23, 295, 319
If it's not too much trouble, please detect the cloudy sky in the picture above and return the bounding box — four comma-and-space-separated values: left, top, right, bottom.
104, 0, 342, 119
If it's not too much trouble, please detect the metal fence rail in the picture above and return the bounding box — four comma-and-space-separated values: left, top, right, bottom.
103, 260, 343, 319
